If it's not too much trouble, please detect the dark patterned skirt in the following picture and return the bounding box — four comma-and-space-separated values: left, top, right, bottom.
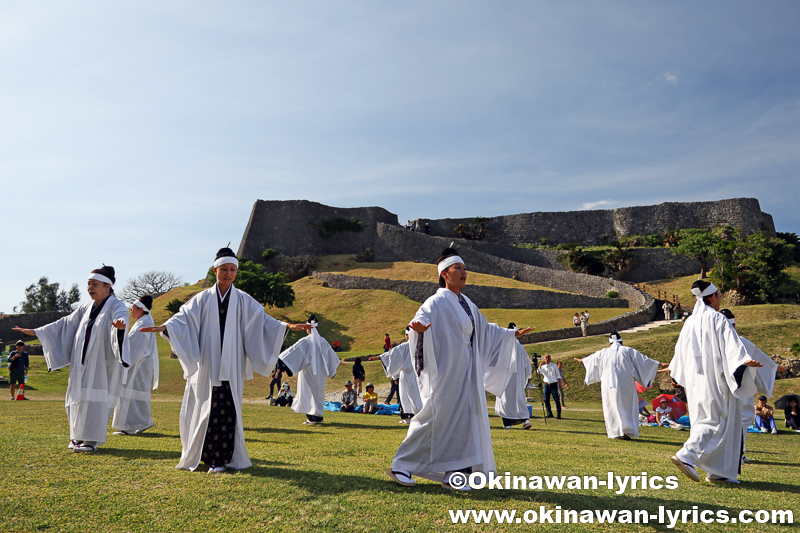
202, 381, 236, 467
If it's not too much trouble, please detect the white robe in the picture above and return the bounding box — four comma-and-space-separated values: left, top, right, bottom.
391, 288, 517, 480
279, 327, 340, 417
112, 313, 159, 433
494, 341, 532, 421
739, 336, 777, 449
582, 343, 659, 439
36, 294, 131, 446
669, 300, 756, 479
161, 284, 287, 471
380, 342, 423, 415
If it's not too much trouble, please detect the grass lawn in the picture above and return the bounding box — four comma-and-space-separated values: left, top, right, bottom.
314, 255, 563, 292
2, 399, 798, 532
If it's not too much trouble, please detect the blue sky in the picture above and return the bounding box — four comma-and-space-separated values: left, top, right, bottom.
2, 2, 799, 313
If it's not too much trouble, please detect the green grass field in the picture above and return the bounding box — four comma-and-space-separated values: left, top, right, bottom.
4, 263, 798, 532
2, 398, 798, 532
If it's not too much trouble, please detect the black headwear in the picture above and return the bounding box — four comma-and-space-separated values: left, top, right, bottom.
91, 265, 116, 285
215, 247, 236, 261
138, 295, 154, 310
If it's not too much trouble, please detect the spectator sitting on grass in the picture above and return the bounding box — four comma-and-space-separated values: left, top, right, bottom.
272, 382, 294, 407
656, 399, 684, 430
362, 383, 379, 414
755, 395, 778, 435
340, 380, 358, 412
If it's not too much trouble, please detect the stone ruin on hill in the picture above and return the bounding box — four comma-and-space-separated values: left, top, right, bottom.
237, 197, 774, 281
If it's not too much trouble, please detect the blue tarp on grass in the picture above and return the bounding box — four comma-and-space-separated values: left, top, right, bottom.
323, 401, 401, 415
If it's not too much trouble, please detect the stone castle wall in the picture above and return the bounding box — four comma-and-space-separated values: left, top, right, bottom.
312, 272, 629, 310
417, 197, 775, 246
238, 199, 397, 258
0, 312, 66, 349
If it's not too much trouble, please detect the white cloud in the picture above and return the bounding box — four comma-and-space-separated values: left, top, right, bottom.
660, 71, 678, 85
581, 199, 615, 210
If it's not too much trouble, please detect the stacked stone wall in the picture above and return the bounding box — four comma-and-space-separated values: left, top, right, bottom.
417, 197, 775, 246
0, 312, 66, 348
238, 199, 397, 259
312, 272, 628, 310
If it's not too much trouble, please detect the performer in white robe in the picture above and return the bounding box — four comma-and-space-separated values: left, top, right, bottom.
380, 328, 423, 423
719, 309, 778, 463
141, 248, 311, 472
277, 316, 341, 425
575, 332, 659, 439
669, 281, 761, 484
112, 295, 159, 435
494, 323, 533, 429
14, 266, 130, 452
387, 249, 532, 491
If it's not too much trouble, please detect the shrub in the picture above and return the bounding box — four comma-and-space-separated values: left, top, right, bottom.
791, 342, 800, 355
606, 291, 619, 298
261, 249, 277, 262
312, 217, 363, 239
165, 298, 185, 316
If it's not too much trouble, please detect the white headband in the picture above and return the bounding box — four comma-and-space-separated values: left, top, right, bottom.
214, 256, 239, 269
133, 300, 148, 311
727, 318, 736, 325
691, 283, 718, 299
609, 335, 622, 344
437, 256, 465, 275
88, 273, 113, 286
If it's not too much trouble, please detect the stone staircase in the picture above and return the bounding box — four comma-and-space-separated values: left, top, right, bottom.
618, 319, 682, 334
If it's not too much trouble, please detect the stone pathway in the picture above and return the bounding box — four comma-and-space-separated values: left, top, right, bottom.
617, 318, 682, 334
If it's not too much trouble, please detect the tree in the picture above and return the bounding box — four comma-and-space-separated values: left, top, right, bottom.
204, 258, 296, 308
708, 227, 794, 303
603, 239, 635, 277
235, 259, 296, 308
120, 271, 184, 303
20, 277, 81, 313
674, 229, 718, 278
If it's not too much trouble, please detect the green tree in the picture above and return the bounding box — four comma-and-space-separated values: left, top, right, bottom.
206, 259, 296, 308
708, 228, 794, 303
165, 298, 185, 316
235, 259, 296, 308
603, 239, 635, 277
674, 229, 718, 278
20, 276, 81, 313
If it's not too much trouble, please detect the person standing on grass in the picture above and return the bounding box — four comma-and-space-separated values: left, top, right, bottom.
719, 308, 779, 463
537, 354, 565, 419
384, 333, 392, 352
139, 248, 312, 472
8, 340, 29, 400
379, 327, 422, 424
574, 332, 660, 440
668, 280, 761, 484
557, 361, 569, 408
351, 357, 366, 395
580, 312, 589, 337
386, 248, 532, 491
14, 266, 130, 453
277, 315, 341, 425
112, 295, 159, 436
495, 323, 534, 430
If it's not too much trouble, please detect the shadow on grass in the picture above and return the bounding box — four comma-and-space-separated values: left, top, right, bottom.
243, 463, 792, 530
742, 480, 800, 494
99, 447, 182, 461
751, 460, 799, 468
248, 426, 328, 435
